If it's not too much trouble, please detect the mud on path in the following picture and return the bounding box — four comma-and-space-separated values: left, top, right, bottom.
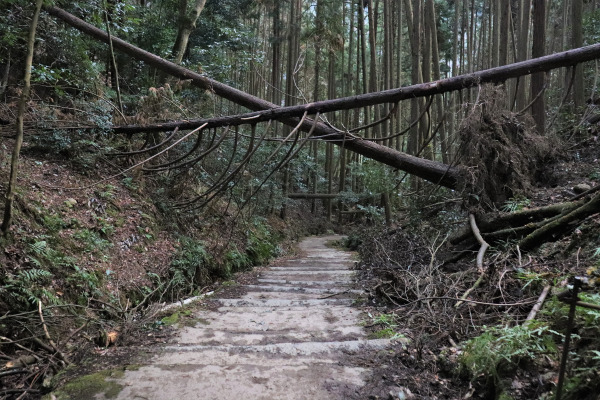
63, 235, 389, 399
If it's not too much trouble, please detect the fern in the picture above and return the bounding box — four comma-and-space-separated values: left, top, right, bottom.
29, 240, 48, 255
1, 268, 57, 307
19, 268, 53, 284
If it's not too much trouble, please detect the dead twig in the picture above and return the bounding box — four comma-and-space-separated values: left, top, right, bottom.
525, 285, 552, 322
37, 301, 69, 365
455, 215, 490, 308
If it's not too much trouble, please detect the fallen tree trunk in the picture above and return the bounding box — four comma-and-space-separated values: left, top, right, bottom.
449, 201, 585, 245
107, 38, 600, 134
519, 192, 600, 251
44, 5, 461, 189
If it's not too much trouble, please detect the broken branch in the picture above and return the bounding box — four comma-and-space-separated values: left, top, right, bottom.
455, 215, 490, 308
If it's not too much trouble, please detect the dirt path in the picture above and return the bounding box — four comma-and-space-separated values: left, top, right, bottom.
88, 235, 389, 399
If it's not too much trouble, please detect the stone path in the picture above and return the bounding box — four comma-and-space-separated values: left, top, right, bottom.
97, 235, 388, 399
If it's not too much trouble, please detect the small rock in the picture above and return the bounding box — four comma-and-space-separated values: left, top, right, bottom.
389, 386, 414, 400
64, 198, 78, 208
573, 183, 591, 194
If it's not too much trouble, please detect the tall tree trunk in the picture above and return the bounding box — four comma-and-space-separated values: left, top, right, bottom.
499, 0, 510, 66
326, 51, 337, 221
395, 0, 404, 151
358, 2, 370, 137
531, 0, 546, 135
171, 0, 207, 64
572, 0, 584, 110
404, 0, 422, 157
492, 0, 500, 67
311, 0, 324, 214
2, 0, 43, 234
427, 0, 448, 164
367, 0, 380, 138
104, 3, 123, 115
281, 0, 302, 219
422, 1, 433, 160
382, 0, 393, 146
516, 0, 532, 110
0, 52, 9, 98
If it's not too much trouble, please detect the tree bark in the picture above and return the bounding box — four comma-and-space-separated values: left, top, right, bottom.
0, 52, 9, 98
1, 0, 43, 234
171, 0, 207, 64
449, 200, 585, 245
531, 0, 546, 134
427, 0, 448, 164
515, 0, 531, 110
270, 1, 282, 106
404, 0, 422, 156
572, 0, 584, 110
367, 0, 380, 138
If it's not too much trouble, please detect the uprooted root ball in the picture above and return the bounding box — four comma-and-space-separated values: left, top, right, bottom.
457, 85, 555, 210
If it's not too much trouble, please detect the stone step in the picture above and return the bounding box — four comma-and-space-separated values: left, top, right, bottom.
108, 359, 370, 400
240, 290, 358, 301
264, 268, 354, 274
259, 273, 354, 282
173, 328, 365, 346
268, 262, 352, 271
163, 338, 390, 357
179, 305, 361, 331
257, 278, 353, 286
244, 284, 363, 295
215, 298, 355, 307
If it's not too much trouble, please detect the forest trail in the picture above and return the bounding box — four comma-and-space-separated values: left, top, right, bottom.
96, 235, 389, 399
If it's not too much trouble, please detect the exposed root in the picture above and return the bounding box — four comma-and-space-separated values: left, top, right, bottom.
457, 85, 554, 210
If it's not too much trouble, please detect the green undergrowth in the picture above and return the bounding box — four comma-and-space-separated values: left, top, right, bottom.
459, 322, 559, 385
163, 216, 281, 300
457, 292, 600, 399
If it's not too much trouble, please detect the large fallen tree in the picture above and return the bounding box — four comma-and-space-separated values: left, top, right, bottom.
44, 6, 600, 253
44, 6, 600, 191
44, 5, 460, 189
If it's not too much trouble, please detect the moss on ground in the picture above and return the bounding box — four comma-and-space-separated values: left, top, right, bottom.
46, 369, 127, 400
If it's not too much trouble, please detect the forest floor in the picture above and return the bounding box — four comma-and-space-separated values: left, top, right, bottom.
349, 135, 600, 400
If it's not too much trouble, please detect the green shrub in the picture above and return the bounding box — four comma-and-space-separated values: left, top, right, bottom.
344, 233, 362, 250
459, 323, 559, 382
73, 229, 112, 254
225, 248, 252, 274
65, 265, 102, 303
246, 217, 278, 266
168, 237, 216, 299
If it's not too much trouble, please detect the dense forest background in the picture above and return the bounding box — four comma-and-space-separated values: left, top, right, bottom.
2, 0, 600, 399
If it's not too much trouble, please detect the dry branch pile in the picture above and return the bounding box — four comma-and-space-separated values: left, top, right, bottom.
355, 228, 539, 343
